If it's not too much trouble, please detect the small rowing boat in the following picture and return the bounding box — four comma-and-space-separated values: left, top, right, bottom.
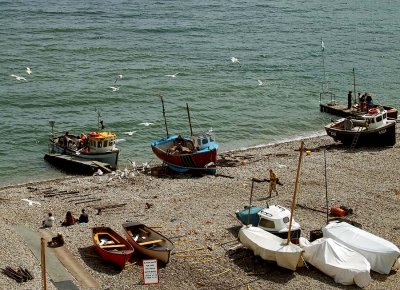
122, 221, 174, 264
92, 226, 134, 270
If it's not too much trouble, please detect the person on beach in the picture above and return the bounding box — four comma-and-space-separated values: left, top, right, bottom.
42, 212, 55, 228
269, 169, 279, 197
78, 208, 89, 223
61, 211, 77, 227
47, 233, 65, 248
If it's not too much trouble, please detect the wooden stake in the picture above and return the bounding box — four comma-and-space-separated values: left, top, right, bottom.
41, 238, 47, 290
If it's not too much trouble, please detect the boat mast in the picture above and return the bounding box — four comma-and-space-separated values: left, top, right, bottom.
352, 68, 357, 105
160, 94, 169, 138
286, 141, 304, 245
186, 103, 193, 136
321, 39, 326, 92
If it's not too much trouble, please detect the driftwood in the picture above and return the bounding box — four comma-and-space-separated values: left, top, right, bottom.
44, 190, 80, 197
296, 203, 326, 214
94, 203, 127, 214
75, 198, 102, 205
2, 266, 34, 283
214, 173, 234, 179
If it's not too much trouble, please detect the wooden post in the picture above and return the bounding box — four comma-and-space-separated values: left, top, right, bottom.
324, 149, 329, 224
160, 94, 169, 138
247, 180, 255, 226
286, 141, 304, 245
41, 238, 47, 290
186, 103, 193, 136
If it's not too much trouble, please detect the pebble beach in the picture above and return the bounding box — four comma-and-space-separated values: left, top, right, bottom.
1, 129, 399, 290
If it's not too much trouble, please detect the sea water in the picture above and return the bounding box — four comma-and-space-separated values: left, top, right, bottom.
1, 0, 399, 186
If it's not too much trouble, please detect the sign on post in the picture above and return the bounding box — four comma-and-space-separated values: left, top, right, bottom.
142, 259, 159, 284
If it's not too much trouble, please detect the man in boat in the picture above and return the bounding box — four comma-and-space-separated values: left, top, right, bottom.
365, 93, 373, 110
344, 116, 353, 130
269, 169, 279, 197
63, 131, 70, 153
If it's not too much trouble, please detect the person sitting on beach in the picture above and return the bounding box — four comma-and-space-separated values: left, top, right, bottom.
78, 208, 89, 223
42, 212, 55, 228
47, 233, 65, 248
61, 211, 77, 227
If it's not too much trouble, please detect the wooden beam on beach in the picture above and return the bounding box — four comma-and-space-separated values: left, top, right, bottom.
75, 198, 102, 205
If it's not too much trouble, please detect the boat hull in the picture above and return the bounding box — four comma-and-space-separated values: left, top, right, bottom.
50, 142, 119, 168
92, 227, 134, 270
151, 135, 218, 174
239, 225, 303, 271
122, 221, 174, 264
325, 120, 396, 147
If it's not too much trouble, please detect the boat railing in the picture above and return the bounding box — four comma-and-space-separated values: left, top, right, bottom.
320, 91, 337, 106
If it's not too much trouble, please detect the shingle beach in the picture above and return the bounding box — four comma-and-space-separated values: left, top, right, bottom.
1, 128, 399, 290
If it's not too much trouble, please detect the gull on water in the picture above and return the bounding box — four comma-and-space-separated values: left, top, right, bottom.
123, 131, 137, 136
114, 74, 123, 83
26, 67, 32, 75
11, 74, 27, 81
109, 86, 120, 92
140, 122, 154, 126
165, 73, 179, 78
231, 57, 240, 64
21, 198, 41, 206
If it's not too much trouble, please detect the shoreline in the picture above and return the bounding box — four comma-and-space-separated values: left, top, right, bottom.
0, 133, 399, 289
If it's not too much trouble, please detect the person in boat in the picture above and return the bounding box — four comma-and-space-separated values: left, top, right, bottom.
344, 116, 354, 130
47, 233, 65, 248
269, 169, 279, 197
77, 132, 87, 150
62, 131, 71, 153
365, 93, 373, 110
78, 208, 89, 223
61, 211, 77, 227
42, 212, 55, 228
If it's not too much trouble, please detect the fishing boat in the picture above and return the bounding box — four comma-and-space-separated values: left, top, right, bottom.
122, 221, 174, 264
322, 220, 400, 275
324, 107, 396, 147
47, 116, 120, 169
92, 226, 134, 270
238, 142, 305, 271
151, 98, 218, 174
235, 204, 301, 244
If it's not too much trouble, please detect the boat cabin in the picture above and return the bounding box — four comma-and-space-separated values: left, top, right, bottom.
87, 132, 117, 153
192, 131, 216, 150
257, 205, 299, 234
360, 108, 388, 130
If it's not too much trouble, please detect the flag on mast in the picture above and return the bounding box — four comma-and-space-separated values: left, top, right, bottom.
321, 40, 325, 51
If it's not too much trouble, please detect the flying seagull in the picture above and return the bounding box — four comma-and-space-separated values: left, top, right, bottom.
123, 131, 137, 136
26, 67, 32, 75
231, 57, 240, 64
21, 198, 41, 206
140, 122, 154, 126
109, 86, 120, 92
165, 73, 179, 78
114, 74, 123, 83
257, 80, 266, 86
11, 74, 27, 81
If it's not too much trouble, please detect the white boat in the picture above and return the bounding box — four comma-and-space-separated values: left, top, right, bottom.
235, 204, 301, 243
299, 237, 371, 287
322, 220, 400, 274
238, 225, 303, 271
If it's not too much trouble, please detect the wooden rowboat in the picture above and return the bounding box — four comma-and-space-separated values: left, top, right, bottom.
122, 221, 174, 264
92, 226, 134, 270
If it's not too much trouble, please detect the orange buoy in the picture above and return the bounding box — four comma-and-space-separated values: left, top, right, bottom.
330, 207, 346, 217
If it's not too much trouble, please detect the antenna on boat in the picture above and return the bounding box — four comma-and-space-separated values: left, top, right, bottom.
286, 141, 304, 245
159, 93, 169, 138
352, 68, 357, 105
324, 149, 329, 224
186, 103, 193, 136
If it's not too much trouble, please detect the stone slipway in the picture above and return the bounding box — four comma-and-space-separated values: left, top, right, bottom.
11, 225, 99, 290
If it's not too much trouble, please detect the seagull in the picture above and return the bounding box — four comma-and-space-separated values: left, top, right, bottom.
142, 162, 150, 172
257, 80, 266, 86
21, 198, 41, 206
93, 169, 103, 176
11, 74, 27, 81
140, 122, 154, 126
26, 67, 32, 75
109, 86, 120, 92
123, 131, 137, 136
129, 160, 137, 171
165, 73, 179, 78
231, 57, 240, 64
114, 74, 123, 83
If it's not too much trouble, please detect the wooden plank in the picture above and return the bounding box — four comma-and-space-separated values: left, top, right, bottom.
138, 239, 163, 246
138, 228, 150, 235
91, 161, 112, 173
100, 244, 126, 249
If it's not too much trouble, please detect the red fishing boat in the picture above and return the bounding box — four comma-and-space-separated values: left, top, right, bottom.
92, 226, 134, 270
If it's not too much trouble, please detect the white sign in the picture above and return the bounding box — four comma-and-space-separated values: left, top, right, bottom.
143, 259, 159, 284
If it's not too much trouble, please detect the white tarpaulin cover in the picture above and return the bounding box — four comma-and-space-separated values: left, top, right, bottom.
322, 221, 400, 274
299, 237, 371, 287
238, 225, 303, 271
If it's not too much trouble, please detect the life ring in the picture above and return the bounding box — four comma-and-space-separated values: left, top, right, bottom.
89, 132, 99, 137
368, 108, 379, 115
